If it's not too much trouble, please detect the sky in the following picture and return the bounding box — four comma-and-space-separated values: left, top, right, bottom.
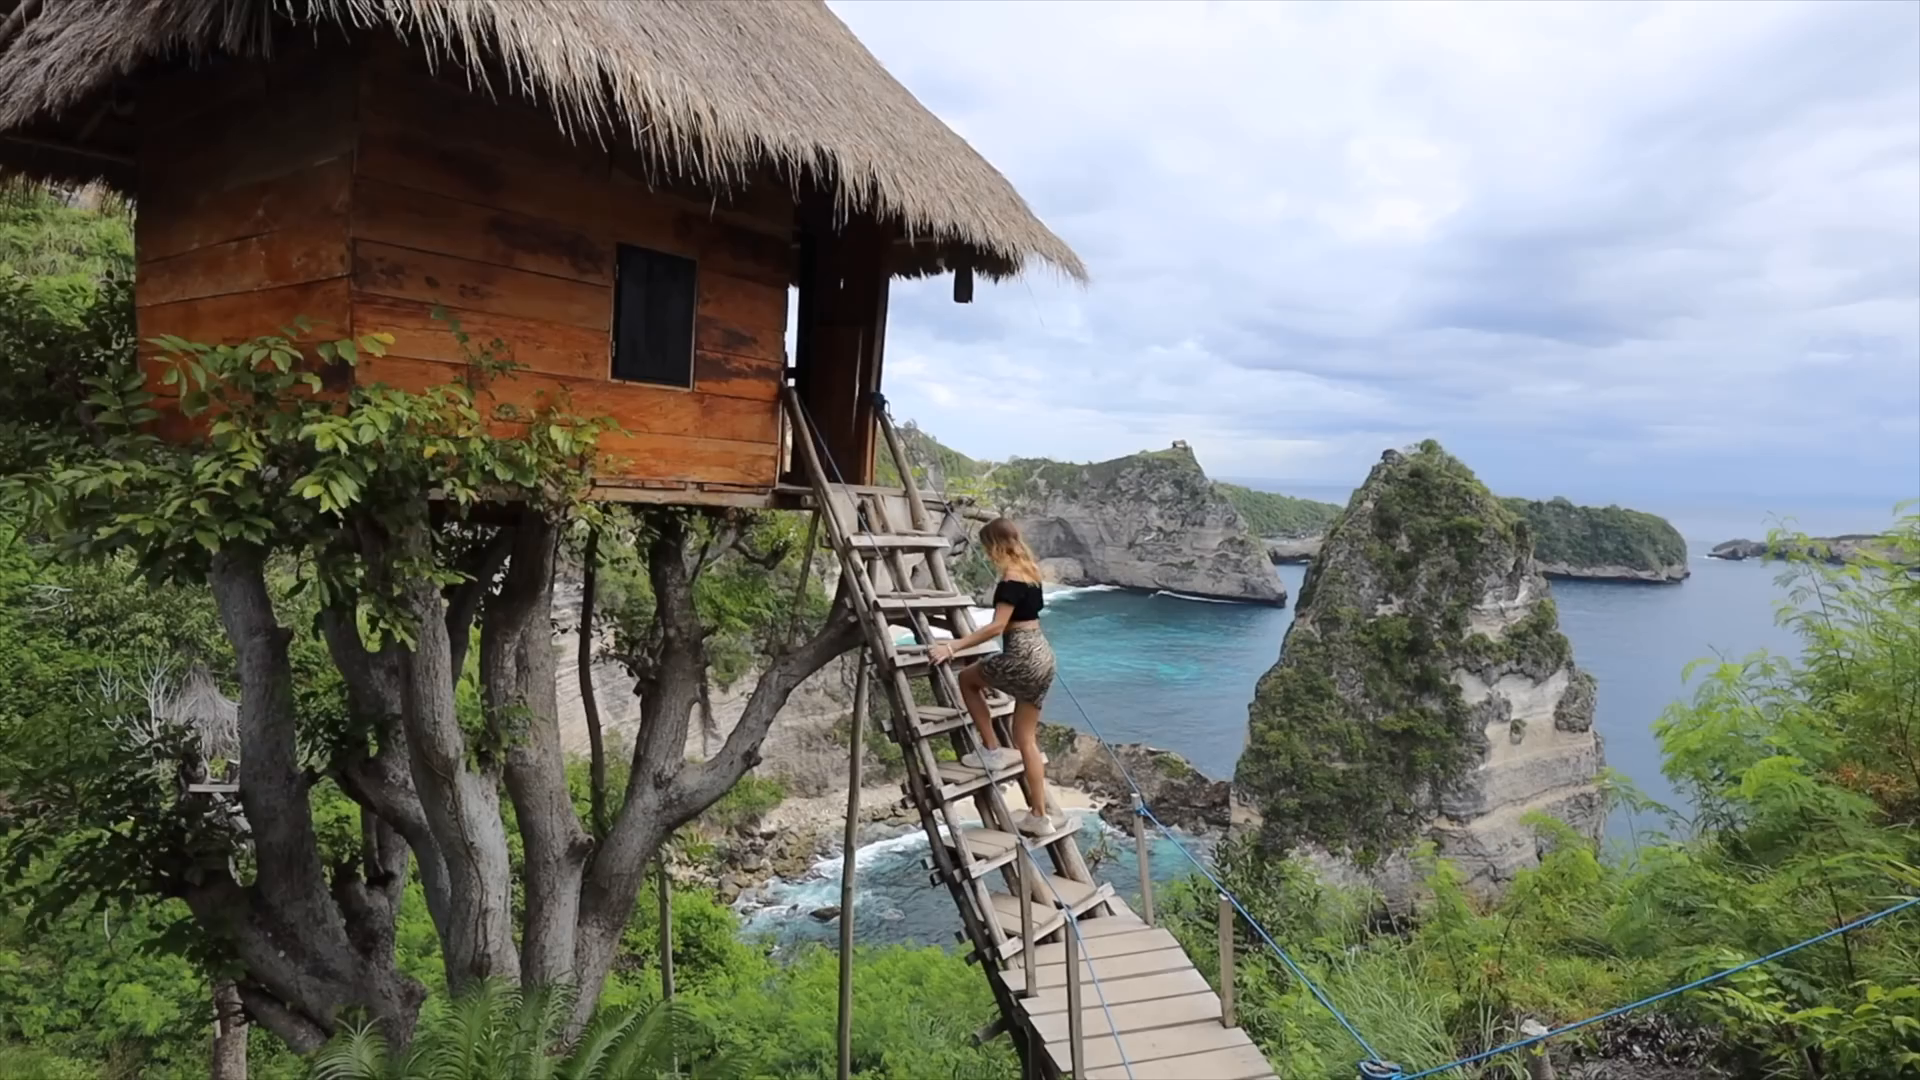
828, 0, 1920, 511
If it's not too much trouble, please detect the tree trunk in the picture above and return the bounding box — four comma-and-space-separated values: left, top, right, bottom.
203, 548, 425, 1048
482, 511, 590, 987
393, 557, 519, 990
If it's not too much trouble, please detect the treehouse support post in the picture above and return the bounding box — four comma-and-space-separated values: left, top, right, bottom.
836, 661, 869, 1080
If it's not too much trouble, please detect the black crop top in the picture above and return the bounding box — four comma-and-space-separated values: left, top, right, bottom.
992, 579, 1045, 622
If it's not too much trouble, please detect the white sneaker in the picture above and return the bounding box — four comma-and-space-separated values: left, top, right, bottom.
962, 747, 1022, 770
1017, 812, 1057, 837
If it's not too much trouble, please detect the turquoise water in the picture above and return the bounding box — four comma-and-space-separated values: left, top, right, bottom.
743, 544, 1825, 950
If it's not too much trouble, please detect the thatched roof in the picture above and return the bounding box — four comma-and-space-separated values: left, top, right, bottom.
0, 0, 1085, 283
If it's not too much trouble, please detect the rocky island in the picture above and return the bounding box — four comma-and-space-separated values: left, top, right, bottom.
884, 426, 1285, 604
1502, 496, 1689, 583
1710, 533, 1911, 566
1236, 442, 1607, 905
1242, 489, 1691, 585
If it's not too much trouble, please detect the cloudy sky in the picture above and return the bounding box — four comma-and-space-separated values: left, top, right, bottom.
830, 0, 1920, 509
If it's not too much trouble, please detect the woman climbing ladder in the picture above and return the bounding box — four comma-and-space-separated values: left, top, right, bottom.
927, 518, 1059, 837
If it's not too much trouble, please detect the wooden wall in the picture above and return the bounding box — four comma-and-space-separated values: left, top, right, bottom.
346, 46, 792, 495
131, 39, 797, 497
133, 46, 358, 434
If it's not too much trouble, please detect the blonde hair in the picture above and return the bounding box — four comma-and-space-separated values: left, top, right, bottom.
979, 517, 1042, 584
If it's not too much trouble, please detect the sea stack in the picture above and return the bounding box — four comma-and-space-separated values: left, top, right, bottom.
1236, 442, 1606, 904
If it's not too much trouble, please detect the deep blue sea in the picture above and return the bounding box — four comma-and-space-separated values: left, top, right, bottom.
741, 496, 1910, 951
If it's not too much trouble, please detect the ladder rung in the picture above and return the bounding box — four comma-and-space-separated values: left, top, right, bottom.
875, 592, 975, 612
894, 641, 998, 672
934, 758, 1026, 803
847, 534, 951, 551
940, 819, 1086, 881
910, 699, 1014, 738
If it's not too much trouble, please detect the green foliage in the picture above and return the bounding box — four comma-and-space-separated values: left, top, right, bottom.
1502, 495, 1687, 572
310, 983, 730, 1080
1217, 482, 1343, 539
0, 184, 136, 475
696, 775, 786, 833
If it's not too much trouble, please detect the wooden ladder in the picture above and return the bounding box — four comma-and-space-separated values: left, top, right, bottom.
782, 389, 1123, 1075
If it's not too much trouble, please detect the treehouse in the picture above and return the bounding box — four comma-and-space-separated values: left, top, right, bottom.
0, 0, 1085, 503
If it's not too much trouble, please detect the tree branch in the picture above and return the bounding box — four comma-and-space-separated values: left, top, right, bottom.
669, 598, 862, 819
579, 526, 609, 838
445, 527, 512, 678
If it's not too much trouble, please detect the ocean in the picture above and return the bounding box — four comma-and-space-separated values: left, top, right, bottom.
741, 497, 1909, 951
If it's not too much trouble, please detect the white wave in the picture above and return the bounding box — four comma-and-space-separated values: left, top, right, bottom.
1044, 583, 1122, 601
1153, 589, 1240, 605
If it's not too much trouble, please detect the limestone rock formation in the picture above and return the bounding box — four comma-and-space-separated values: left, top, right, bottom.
993, 443, 1285, 604
885, 424, 1284, 603
1236, 442, 1606, 904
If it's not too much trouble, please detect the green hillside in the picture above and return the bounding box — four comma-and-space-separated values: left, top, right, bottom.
1216, 482, 1343, 539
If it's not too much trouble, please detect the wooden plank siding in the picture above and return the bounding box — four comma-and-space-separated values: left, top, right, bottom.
344, 51, 793, 494
132, 49, 360, 425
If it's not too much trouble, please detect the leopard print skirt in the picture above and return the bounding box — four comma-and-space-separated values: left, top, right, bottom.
979, 623, 1056, 707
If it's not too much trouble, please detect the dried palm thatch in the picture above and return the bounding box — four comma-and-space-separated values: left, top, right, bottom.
0, 0, 1085, 283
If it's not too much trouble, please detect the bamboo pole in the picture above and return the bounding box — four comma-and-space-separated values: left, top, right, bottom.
836, 663, 870, 1080
1065, 915, 1086, 1079
658, 858, 675, 1001
1133, 810, 1154, 927
1218, 893, 1235, 1027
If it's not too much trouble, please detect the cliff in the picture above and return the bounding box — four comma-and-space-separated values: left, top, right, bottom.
882, 425, 1285, 605
1236, 442, 1606, 904
1503, 497, 1689, 583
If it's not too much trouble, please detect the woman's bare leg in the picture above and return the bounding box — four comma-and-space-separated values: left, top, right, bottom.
959, 663, 1002, 752
1012, 702, 1048, 818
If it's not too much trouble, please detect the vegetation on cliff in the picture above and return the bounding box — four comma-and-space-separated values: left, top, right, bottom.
1238, 442, 1581, 863
1217, 482, 1343, 539
1503, 495, 1688, 574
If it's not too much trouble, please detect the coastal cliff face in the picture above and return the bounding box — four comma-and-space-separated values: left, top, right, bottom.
884, 425, 1285, 605
1236, 442, 1606, 904
992, 443, 1285, 604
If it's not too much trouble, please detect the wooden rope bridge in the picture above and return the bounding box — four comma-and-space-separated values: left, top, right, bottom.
785, 390, 1277, 1080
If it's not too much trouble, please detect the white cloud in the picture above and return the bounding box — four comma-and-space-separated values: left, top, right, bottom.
832, 0, 1920, 500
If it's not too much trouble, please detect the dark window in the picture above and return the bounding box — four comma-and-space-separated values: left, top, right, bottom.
611, 244, 697, 387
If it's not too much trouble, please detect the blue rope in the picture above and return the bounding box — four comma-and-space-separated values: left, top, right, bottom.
1051, 673, 1388, 1063
1377, 893, 1920, 1080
